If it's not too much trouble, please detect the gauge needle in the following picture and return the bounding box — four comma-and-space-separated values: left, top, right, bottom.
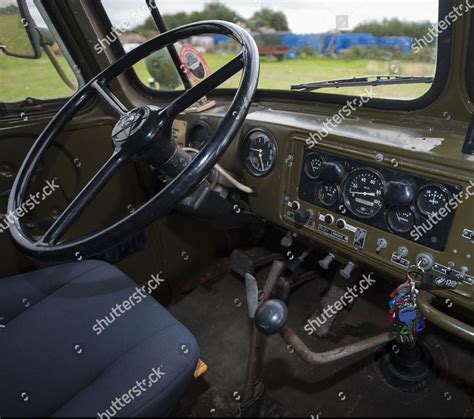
259, 154, 265, 169
396, 214, 409, 222
350, 190, 375, 197
250, 148, 263, 153
429, 197, 439, 205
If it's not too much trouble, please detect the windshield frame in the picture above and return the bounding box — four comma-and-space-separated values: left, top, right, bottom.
96, 0, 454, 112
467, 10, 474, 102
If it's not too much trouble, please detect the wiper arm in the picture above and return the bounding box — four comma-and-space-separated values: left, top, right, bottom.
291, 75, 434, 92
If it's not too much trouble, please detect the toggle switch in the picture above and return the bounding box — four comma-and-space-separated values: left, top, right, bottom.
376, 238, 387, 254
393, 246, 409, 262
294, 209, 313, 225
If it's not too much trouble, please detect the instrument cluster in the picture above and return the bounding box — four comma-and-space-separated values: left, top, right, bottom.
299, 149, 461, 251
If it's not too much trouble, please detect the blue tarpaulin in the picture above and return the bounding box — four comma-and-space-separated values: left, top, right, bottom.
213, 32, 413, 55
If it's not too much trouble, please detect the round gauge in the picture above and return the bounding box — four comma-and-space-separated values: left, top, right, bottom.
416, 184, 451, 218
343, 168, 386, 219
318, 183, 340, 207
386, 207, 417, 234
242, 129, 277, 177
188, 121, 212, 150
304, 153, 325, 180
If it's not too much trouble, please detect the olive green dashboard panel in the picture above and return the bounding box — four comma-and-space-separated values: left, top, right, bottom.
178, 102, 474, 311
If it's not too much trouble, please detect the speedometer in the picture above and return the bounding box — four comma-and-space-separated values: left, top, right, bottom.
242, 129, 277, 177
343, 168, 386, 219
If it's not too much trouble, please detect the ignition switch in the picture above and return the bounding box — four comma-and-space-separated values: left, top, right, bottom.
415, 252, 435, 271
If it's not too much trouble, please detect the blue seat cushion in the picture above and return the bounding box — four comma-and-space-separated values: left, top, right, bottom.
0, 260, 199, 417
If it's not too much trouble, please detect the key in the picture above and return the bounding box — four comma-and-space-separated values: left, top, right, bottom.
388, 296, 398, 308
399, 324, 409, 335
397, 306, 418, 324
416, 315, 426, 332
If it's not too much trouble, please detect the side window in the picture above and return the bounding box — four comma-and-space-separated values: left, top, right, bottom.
0, 0, 78, 103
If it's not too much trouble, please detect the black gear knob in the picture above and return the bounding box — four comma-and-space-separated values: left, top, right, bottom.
254, 299, 288, 335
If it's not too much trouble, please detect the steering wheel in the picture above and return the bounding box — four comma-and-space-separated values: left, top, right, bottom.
8, 21, 259, 261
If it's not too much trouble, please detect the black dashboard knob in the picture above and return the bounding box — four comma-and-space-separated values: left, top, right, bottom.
294, 209, 313, 225
320, 162, 345, 183
385, 181, 414, 207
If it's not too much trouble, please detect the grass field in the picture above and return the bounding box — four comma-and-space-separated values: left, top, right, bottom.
0, 13, 35, 57
0, 52, 435, 103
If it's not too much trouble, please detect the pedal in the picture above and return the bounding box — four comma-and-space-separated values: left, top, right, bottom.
307, 269, 358, 337
229, 248, 282, 278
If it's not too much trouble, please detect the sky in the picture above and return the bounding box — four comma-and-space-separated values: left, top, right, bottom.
101, 0, 439, 34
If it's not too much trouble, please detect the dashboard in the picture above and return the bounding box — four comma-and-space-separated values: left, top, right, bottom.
177, 103, 474, 311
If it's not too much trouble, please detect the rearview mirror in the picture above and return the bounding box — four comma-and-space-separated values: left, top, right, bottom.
0, 0, 42, 59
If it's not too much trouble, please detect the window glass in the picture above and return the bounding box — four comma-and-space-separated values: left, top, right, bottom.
0, 0, 78, 103
467, 10, 474, 102
101, 0, 445, 100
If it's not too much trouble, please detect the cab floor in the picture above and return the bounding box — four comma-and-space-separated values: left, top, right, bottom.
169, 267, 474, 417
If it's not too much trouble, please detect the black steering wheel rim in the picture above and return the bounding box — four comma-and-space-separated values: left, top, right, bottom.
8, 21, 259, 262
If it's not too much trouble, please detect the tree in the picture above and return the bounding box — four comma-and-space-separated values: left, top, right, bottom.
0, 4, 19, 15
134, 2, 291, 37
248, 8, 289, 32
159, 3, 245, 30
352, 18, 433, 40
196, 2, 244, 24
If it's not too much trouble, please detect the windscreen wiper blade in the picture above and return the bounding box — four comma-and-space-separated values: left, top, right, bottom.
291, 75, 434, 92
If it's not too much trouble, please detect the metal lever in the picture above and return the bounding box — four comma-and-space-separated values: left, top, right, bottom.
319, 253, 335, 270
245, 273, 259, 319
339, 261, 356, 280
280, 326, 395, 365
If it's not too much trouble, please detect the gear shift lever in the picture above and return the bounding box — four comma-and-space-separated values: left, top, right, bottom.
254, 300, 288, 335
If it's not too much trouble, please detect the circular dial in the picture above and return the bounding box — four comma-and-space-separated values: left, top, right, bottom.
416, 185, 451, 218
318, 183, 340, 207
343, 168, 386, 219
304, 153, 324, 180
188, 122, 212, 150
386, 207, 416, 234
242, 129, 277, 177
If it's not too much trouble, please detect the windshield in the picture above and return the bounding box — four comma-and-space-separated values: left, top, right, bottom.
101, 0, 445, 100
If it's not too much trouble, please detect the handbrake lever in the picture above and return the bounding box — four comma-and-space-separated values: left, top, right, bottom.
254, 298, 395, 365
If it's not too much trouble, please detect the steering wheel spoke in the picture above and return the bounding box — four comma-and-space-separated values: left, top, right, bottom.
92, 80, 128, 117
164, 53, 244, 119
40, 152, 125, 245
9, 20, 259, 261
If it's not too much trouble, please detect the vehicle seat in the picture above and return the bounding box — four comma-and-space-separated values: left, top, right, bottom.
0, 260, 199, 417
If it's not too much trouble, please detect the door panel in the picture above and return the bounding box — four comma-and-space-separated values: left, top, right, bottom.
0, 110, 172, 305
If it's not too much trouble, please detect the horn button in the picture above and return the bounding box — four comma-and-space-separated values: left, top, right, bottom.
112, 107, 150, 143
111, 105, 176, 165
